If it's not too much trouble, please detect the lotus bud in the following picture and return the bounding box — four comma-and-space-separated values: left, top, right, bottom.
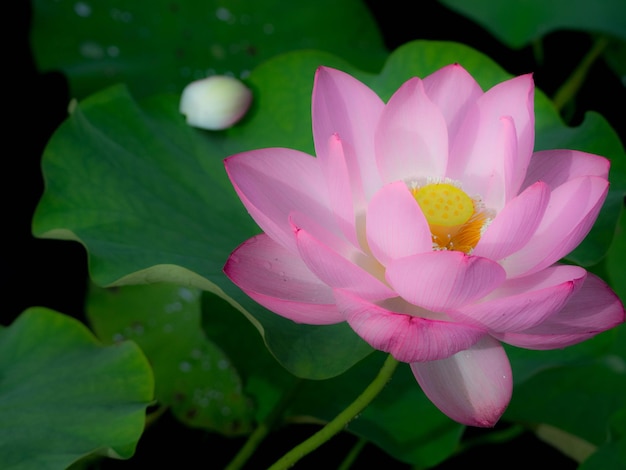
179, 75, 252, 130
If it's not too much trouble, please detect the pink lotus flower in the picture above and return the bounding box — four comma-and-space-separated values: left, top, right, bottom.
223, 64, 625, 427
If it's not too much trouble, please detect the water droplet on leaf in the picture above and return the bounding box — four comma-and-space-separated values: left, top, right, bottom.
74, 2, 92, 17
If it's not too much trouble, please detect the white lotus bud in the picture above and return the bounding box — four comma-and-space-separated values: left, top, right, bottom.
179, 75, 252, 130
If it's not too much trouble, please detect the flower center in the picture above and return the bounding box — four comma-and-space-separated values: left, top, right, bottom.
411, 182, 490, 254
412, 183, 473, 226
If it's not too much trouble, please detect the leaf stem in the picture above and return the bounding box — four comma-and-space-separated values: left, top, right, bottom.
224, 420, 272, 470
267, 354, 399, 470
337, 438, 367, 470
144, 404, 168, 429
225, 379, 302, 470
531, 38, 544, 66
552, 35, 611, 112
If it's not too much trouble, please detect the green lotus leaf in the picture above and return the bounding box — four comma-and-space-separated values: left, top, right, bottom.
31, 0, 387, 98
0, 308, 153, 470
440, 0, 626, 48
86, 283, 254, 435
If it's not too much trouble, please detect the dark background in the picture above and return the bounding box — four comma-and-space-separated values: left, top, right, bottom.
6, 1, 625, 468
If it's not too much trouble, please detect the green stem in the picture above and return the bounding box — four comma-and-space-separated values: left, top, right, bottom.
337, 438, 367, 470
531, 38, 544, 66
267, 354, 400, 470
144, 404, 168, 429
552, 35, 611, 112
225, 380, 302, 470
224, 421, 272, 470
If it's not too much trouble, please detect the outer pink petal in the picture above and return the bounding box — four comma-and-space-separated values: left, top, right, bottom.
448, 74, 534, 200
318, 134, 360, 247
376, 77, 448, 184
483, 74, 535, 175
422, 63, 484, 140
473, 181, 550, 260
365, 181, 432, 266
501, 175, 609, 277
450, 265, 587, 332
386, 251, 506, 311
411, 336, 512, 427
494, 273, 625, 349
293, 221, 396, 301
337, 289, 486, 362
521, 149, 610, 191
486, 116, 518, 209
312, 66, 384, 201
448, 110, 517, 211
225, 148, 335, 252
289, 210, 367, 265
224, 234, 344, 324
